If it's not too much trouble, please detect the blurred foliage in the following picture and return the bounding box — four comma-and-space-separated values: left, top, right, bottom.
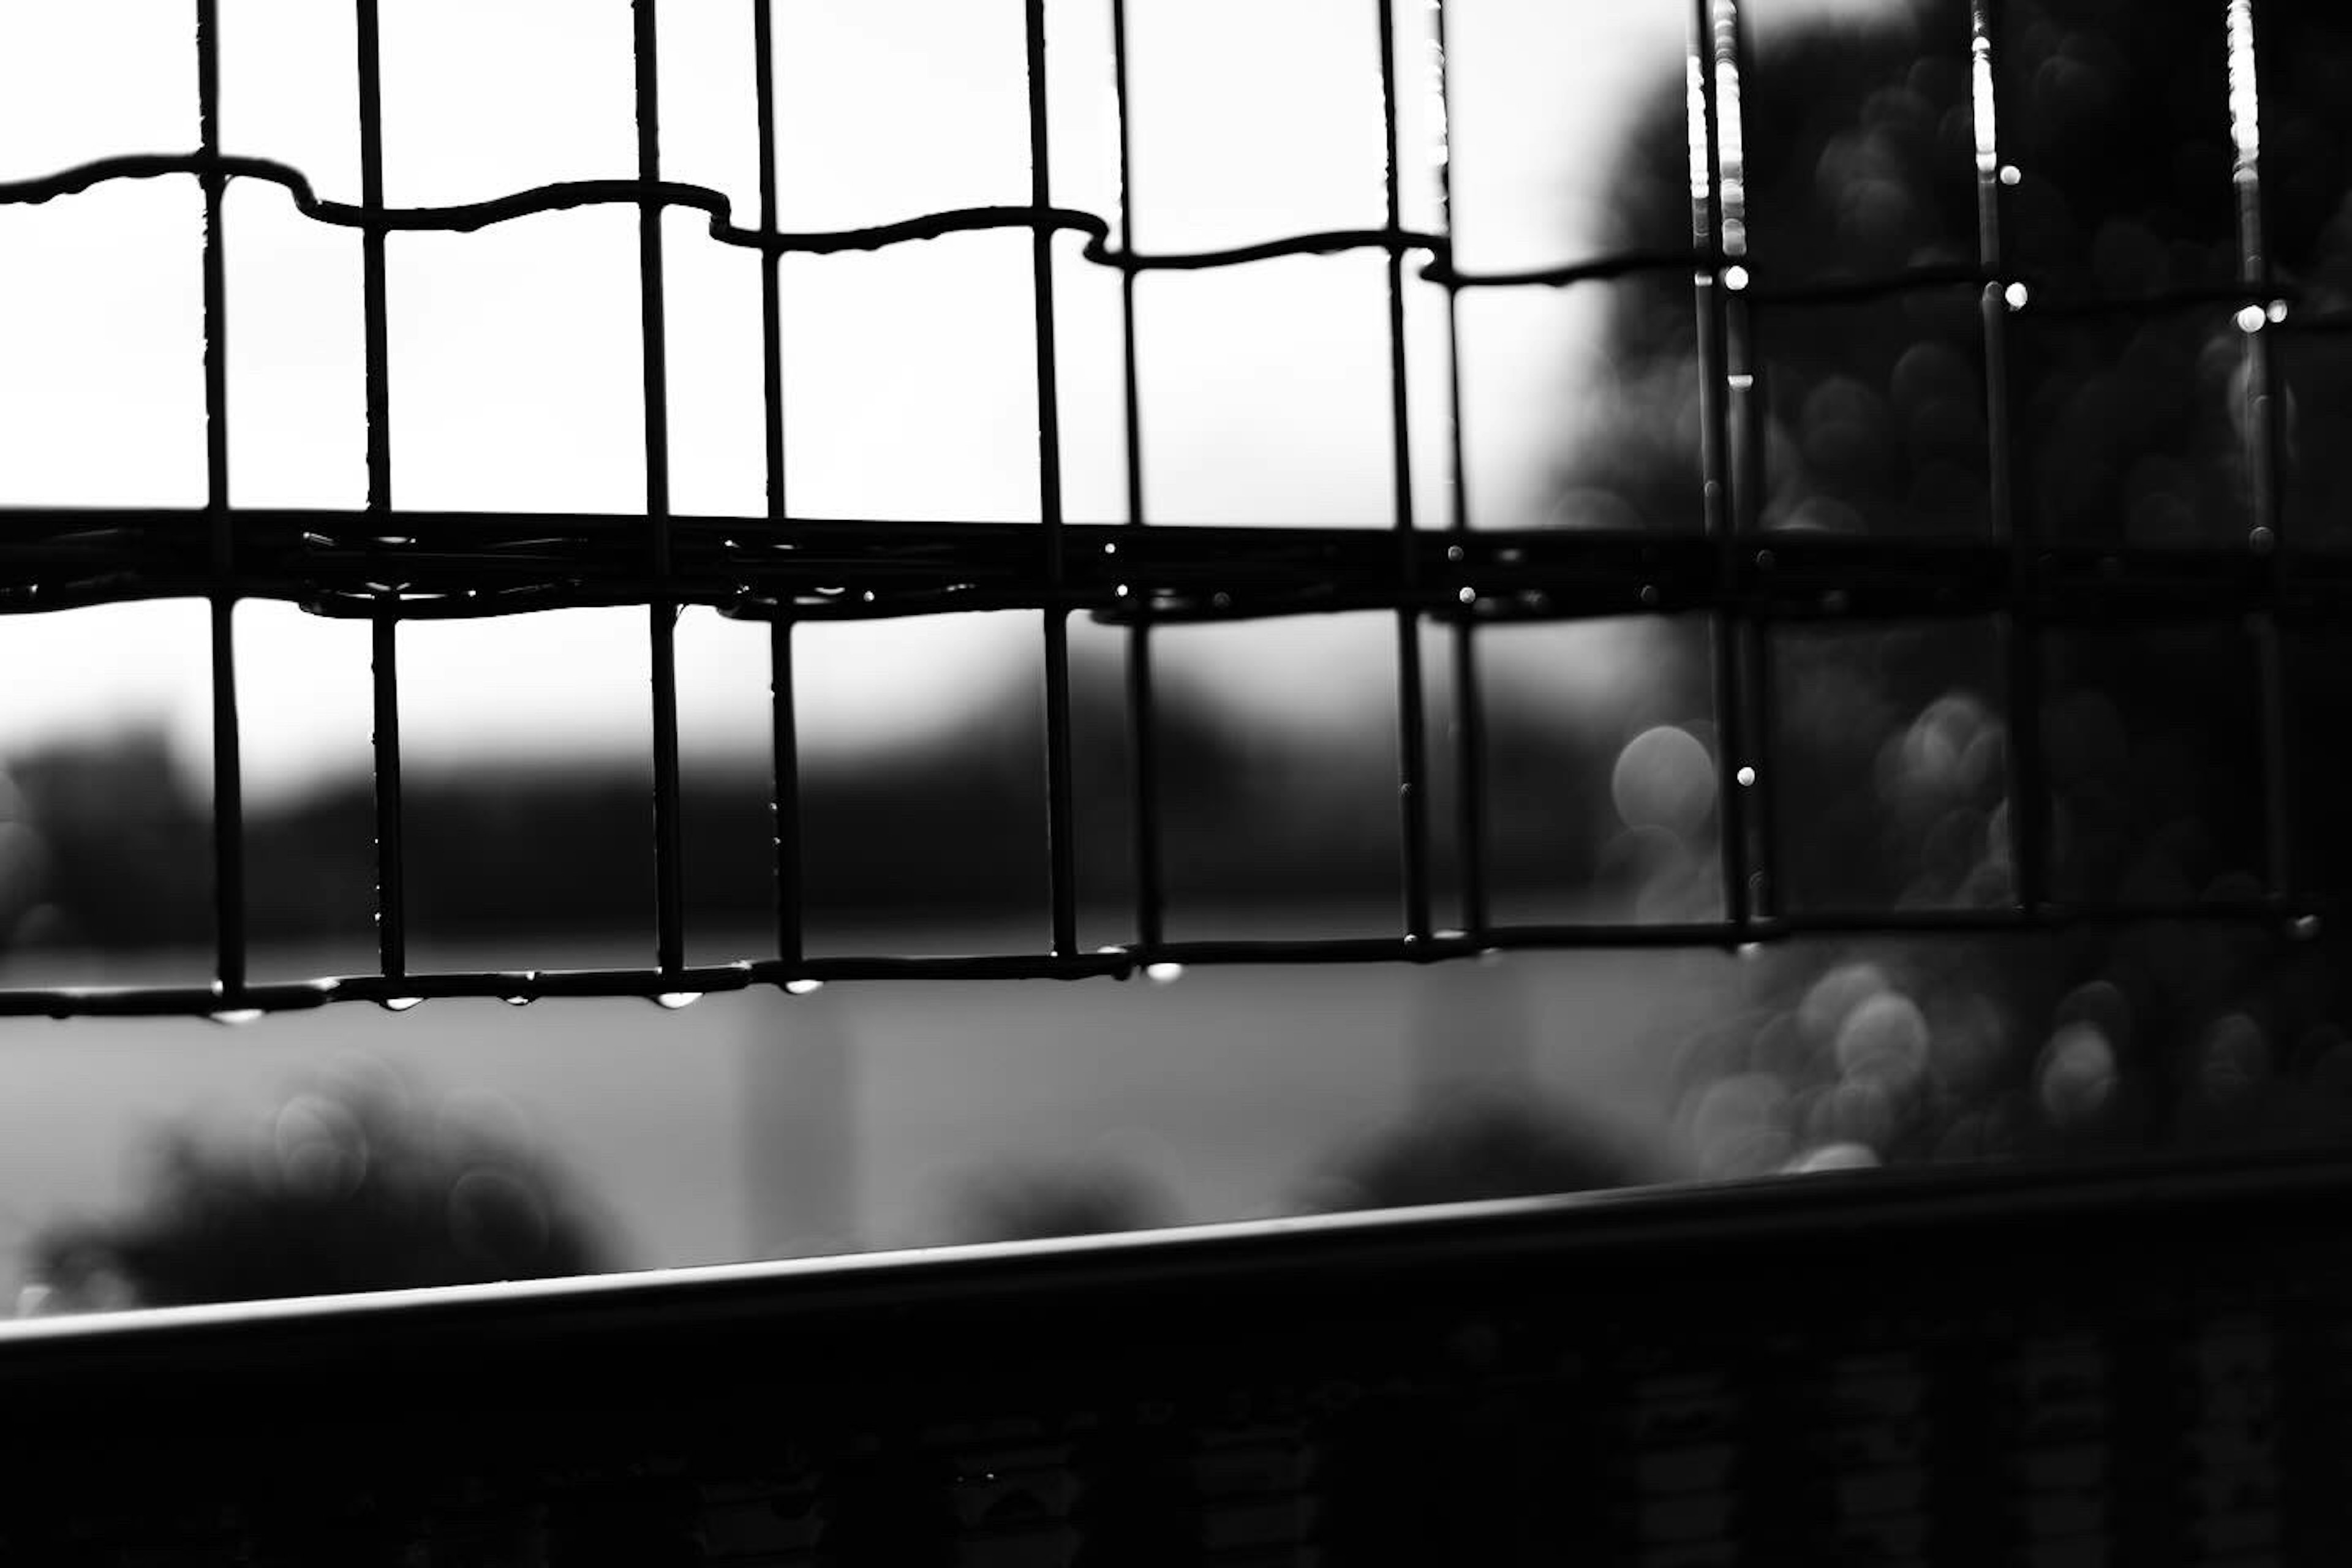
0, 644, 1660, 955
1568, 0, 2352, 1177
25, 1065, 614, 1310
1298, 1088, 1662, 1213
949, 1159, 1179, 1243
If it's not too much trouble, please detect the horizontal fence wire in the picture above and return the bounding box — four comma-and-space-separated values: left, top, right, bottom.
0, 0, 2340, 1014
10, 152, 2349, 315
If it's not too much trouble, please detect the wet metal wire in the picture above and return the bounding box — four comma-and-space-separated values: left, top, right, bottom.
0, 0, 2340, 1016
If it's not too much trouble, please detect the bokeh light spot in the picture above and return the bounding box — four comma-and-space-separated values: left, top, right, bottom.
1611, 724, 1717, 836
2037, 1022, 2117, 1127
1834, 990, 1931, 1090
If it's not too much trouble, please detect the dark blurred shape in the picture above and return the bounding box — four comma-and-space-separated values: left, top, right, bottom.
950, 1159, 1177, 1243
1570, 0, 1986, 549
25, 1066, 614, 1310
1558, 0, 2352, 1170
0, 640, 1645, 955
10, 728, 208, 951
1771, 621, 2010, 913
1300, 1088, 1660, 1213
2042, 625, 2266, 907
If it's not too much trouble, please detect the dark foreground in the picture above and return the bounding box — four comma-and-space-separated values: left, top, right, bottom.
2, 1149, 2346, 1564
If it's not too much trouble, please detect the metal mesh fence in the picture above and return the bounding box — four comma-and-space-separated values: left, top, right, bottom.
0, 0, 2340, 1017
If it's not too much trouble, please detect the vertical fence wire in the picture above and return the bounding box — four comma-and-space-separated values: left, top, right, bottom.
753, 0, 804, 971
196, 0, 247, 998
1108, 0, 1164, 954
1430, 0, 1489, 941
355, 0, 405, 985
2231, 0, 2296, 913
1718, 0, 1777, 933
633, 0, 687, 976
1028, 0, 1080, 958
1376, 0, 1434, 946
1691, 0, 1756, 937
1973, 0, 2048, 919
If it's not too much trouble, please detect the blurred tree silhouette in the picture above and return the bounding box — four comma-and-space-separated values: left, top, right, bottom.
949, 1158, 1178, 1243
1298, 1088, 1662, 1213
24, 1065, 614, 1310
1563, 0, 2352, 1171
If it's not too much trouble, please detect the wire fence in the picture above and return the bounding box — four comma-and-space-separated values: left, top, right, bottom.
0, 0, 2342, 1017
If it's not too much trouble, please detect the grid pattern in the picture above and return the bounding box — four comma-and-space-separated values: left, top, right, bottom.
0, 0, 2342, 1017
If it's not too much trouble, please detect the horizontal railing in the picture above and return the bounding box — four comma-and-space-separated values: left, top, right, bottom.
6, 1148, 2350, 1562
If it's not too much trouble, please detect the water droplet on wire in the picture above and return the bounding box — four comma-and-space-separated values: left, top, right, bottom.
785, 978, 824, 997
1145, 962, 1185, 986
208, 1008, 263, 1027
654, 992, 702, 1011
380, 996, 424, 1013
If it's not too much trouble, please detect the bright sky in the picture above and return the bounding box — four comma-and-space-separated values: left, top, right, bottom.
0, 0, 1699, 799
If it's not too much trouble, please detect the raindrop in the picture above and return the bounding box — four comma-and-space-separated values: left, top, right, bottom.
2267, 300, 2289, 323
2002, 281, 2029, 311
2249, 525, 2275, 555
1736, 764, 1757, 788
1145, 962, 1185, 985
379, 996, 424, 1013
2292, 914, 2322, 941
1103, 541, 1118, 556
1115, 584, 1131, 598
653, 992, 702, 1011
1723, 263, 1750, 292
1998, 164, 2021, 186
2234, 303, 2267, 334
1457, 586, 1476, 606
208, 1008, 263, 1027
502, 995, 535, 1008
784, 978, 824, 997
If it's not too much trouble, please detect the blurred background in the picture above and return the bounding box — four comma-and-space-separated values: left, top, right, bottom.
1, 0, 2350, 1307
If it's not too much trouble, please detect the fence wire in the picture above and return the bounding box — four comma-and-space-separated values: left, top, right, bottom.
0, 0, 2342, 1016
